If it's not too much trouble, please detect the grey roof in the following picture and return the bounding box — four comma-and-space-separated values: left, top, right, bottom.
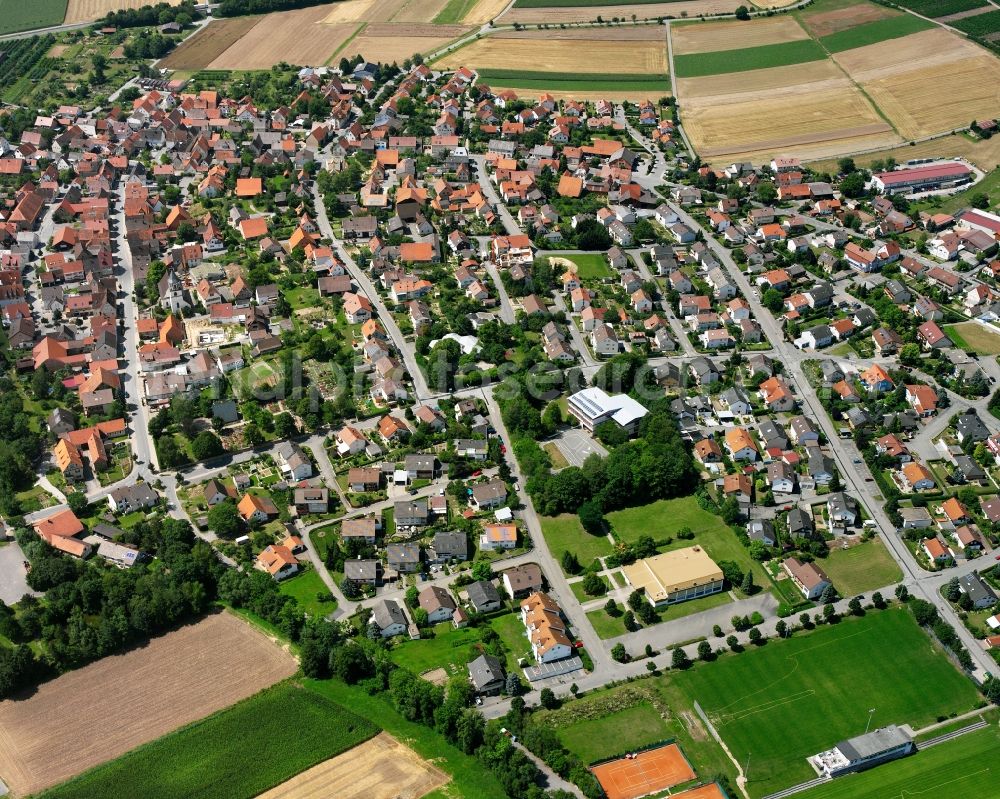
110, 483, 158, 507
827, 492, 857, 516
387, 542, 421, 565
836, 725, 912, 764
956, 412, 989, 442
468, 653, 505, 691
467, 579, 501, 610
344, 559, 378, 581
787, 507, 812, 535
747, 519, 775, 543
404, 453, 437, 471
432, 531, 469, 560
372, 599, 407, 630
959, 571, 997, 605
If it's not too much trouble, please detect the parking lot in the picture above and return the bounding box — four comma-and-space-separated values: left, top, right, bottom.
0, 542, 40, 605
552, 428, 608, 468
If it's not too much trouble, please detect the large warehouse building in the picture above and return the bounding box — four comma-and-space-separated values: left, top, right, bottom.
872, 162, 972, 194
622, 546, 724, 607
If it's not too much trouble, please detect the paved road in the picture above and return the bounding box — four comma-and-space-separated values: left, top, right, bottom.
311, 183, 431, 399
0, 542, 40, 605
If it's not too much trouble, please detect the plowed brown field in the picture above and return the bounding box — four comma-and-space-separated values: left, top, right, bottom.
0, 612, 297, 797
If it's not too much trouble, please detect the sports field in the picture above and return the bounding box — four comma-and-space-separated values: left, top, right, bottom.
0, 612, 297, 797
673, 609, 979, 796
591, 743, 695, 799
797, 724, 999, 799
37, 682, 379, 799
944, 321, 1000, 355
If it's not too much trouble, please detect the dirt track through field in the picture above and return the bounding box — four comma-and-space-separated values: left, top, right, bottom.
257, 732, 448, 799
0, 612, 296, 797
65, 0, 181, 25
671, 16, 808, 54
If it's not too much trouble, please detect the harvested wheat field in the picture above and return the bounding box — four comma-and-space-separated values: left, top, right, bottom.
391, 0, 452, 23
321, 0, 409, 23
507, 0, 741, 24
208, 6, 355, 69
671, 16, 808, 54
258, 732, 448, 799
495, 25, 664, 41
809, 132, 1000, 173
463, 0, 512, 24
683, 84, 898, 161
343, 24, 470, 63
65, 0, 181, 24
159, 16, 262, 70
832, 28, 978, 82
0, 612, 297, 797
437, 36, 666, 73
801, 0, 896, 38
677, 59, 843, 101
864, 55, 1000, 139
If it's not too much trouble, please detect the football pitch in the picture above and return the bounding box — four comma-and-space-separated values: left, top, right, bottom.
672, 609, 979, 797
798, 724, 998, 799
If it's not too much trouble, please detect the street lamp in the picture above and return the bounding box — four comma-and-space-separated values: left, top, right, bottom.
865, 707, 876, 735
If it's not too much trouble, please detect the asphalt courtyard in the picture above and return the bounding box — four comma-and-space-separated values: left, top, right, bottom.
553, 428, 608, 468
0, 542, 39, 605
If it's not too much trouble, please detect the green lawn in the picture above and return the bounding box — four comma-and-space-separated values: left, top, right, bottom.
821, 539, 902, 597
474, 69, 669, 94
608, 497, 771, 593
673, 39, 827, 78
390, 622, 493, 677
278, 568, 336, 618
0, 0, 67, 35
588, 589, 733, 640
543, 442, 570, 469
491, 612, 532, 665
944, 322, 1000, 355
798, 724, 1000, 799
563, 253, 614, 280
556, 703, 670, 764
819, 14, 933, 52
37, 682, 378, 799
673, 609, 980, 797
284, 285, 321, 310
308, 679, 508, 799
541, 514, 614, 573
915, 166, 1000, 215
570, 575, 612, 603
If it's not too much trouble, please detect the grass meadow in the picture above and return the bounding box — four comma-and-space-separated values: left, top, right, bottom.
37, 682, 379, 799
0, 0, 66, 35
820, 539, 902, 596
672, 609, 979, 796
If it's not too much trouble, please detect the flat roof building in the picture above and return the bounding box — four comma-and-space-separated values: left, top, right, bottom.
622, 545, 724, 607
811, 725, 914, 778
873, 162, 971, 194
567, 386, 648, 435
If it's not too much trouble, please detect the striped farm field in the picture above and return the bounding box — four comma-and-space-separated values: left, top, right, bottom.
436, 34, 666, 74
673, 39, 827, 77
477, 69, 669, 95
799, 0, 900, 38
819, 13, 933, 52
952, 9, 1000, 35
671, 16, 809, 53
506, 0, 742, 23
159, 16, 263, 71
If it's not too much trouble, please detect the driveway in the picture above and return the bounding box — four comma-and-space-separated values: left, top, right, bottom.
552, 428, 608, 468
0, 542, 40, 605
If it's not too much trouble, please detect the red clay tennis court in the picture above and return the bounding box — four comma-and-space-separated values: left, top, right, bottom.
590, 743, 696, 799
672, 784, 727, 799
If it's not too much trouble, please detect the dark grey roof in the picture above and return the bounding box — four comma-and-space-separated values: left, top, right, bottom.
468, 653, 505, 690
467, 579, 501, 609
836, 725, 912, 763
959, 572, 997, 605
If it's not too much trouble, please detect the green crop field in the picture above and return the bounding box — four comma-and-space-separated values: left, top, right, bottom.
673, 39, 827, 78
798, 724, 1000, 799
0, 0, 67, 35
476, 68, 669, 93
673, 609, 980, 797
38, 683, 379, 799
434, 0, 477, 23
952, 9, 1000, 36
893, 0, 987, 15
820, 15, 934, 52
820, 539, 902, 596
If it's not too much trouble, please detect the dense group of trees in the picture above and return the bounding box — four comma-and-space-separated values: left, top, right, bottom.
101, 1, 197, 28
0, 517, 220, 697
218, 0, 332, 17
0, 377, 47, 516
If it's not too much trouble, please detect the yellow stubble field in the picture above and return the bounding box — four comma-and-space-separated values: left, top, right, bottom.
64, 0, 181, 24
435, 34, 667, 74
671, 16, 808, 54
506, 0, 742, 23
